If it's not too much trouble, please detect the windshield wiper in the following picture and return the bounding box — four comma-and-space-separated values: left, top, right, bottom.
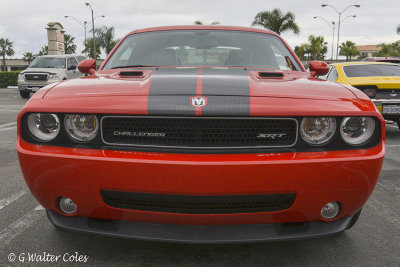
110, 65, 157, 69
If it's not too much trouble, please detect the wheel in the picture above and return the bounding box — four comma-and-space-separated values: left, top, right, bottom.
396, 118, 400, 130
19, 90, 30, 98
345, 209, 362, 230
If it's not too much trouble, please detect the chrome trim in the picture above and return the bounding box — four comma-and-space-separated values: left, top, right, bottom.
100, 116, 299, 149
24, 72, 49, 82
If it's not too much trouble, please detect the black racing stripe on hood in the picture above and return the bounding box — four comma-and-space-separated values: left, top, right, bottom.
147, 68, 198, 115
201, 68, 250, 116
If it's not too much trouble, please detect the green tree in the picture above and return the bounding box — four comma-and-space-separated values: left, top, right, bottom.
294, 44, 310, 61
339, 40, 360, 61
82, 38, 101, 59
397, 24, 400, 35
194, 21, 220, 25
308, 35, 328, 60
38, 46, 48, 56
373, 42, 400, 57
94, 26, 119, 55
251, 8, 300, 35
22, 52, 35, 65
0, 38, 15, 71
64, 34, 77, 54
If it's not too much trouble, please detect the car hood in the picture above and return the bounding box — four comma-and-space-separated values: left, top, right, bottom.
21, 67, 66, 74
44, 67, 357, 101
342, 76, 400, 89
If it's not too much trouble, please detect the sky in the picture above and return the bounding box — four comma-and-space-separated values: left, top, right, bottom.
0, 0, 399, 59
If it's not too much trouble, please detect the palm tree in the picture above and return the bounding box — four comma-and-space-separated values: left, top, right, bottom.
339, 41, 360, 61
94, 26, 120, 55
294, 44, 310, 61
373, 42, 400, 57
64, 34, 77, 54
22, 52, 35, 65
82, 38, 101, 59
308, 35, 328, 60
251, 9, 300, 35
194, 21, 220, 25
37, 46, 48, 56
0, 38, 15, 71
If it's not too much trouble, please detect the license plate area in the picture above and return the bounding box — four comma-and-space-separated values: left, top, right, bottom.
382, 103, 400, 114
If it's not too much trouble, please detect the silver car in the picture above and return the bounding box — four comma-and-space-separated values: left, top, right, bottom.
18, 54, 86, 98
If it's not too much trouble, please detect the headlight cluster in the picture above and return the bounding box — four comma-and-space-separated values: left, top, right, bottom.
300, 117, 376, 146
27, 113, 60, 142
18, 73, 24, 81
27, 113, 99, 143
48, 73, 61, 80
340, 117, 375, 145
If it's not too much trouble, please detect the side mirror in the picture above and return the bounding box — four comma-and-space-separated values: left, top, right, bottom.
68, 65, 77, 71
78, 59, 96, 75
309, 60, 329, 77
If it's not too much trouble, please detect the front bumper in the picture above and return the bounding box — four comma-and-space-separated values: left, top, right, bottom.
47, 210, 359, 243
18, 137, 384, 228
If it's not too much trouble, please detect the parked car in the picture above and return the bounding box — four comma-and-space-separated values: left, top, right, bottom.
18, 54, 86, 98
17, 26, 384, 243
323, 61, 400, 128
362, 56, 400, 64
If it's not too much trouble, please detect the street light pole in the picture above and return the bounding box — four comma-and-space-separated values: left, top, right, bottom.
313, 16, 336, 60
322, 4, 360, 61
85, 2, 96, 59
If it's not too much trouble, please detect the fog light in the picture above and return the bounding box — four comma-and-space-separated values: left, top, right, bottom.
59, 197, 77, 214
320, 201, 340, 219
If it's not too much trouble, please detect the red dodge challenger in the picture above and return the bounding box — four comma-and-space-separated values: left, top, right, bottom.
17, 26, 385, 243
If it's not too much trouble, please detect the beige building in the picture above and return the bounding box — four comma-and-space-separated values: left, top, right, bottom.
355, 45, 381, 57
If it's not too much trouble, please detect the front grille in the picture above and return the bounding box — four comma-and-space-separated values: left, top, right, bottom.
101, 116, 298, 149
24, 73, 48, 81
101, 191, 296, 214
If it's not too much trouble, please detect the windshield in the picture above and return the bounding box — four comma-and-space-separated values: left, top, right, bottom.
343, 64, 400, 77
103, 30, 301, 71
29, 57, 66, 69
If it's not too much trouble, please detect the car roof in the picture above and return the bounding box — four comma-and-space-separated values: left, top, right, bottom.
126, 25, 277, 37
330, 61, 399, 67
37, 54, 85, 58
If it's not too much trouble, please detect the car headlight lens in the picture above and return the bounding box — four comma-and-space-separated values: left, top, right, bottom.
18, 73, 24, 81
340, 117, 375, 145
300, 117, 336, 145
49, 73, 61, 80
27, 113, 60, 141
64, 114, 99, 142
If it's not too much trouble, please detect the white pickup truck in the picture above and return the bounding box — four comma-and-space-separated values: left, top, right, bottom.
18, 54, 86, 98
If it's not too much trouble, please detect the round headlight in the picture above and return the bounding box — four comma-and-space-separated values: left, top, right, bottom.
27, 113, 60, 141
64, 114, 99, 142
340, 117, 375, 145
300, 117, 336, 145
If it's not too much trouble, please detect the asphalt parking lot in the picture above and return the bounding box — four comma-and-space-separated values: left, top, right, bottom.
0, 87, 399, 266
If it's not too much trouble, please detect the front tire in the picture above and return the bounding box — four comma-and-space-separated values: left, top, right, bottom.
19, 90, 30, 98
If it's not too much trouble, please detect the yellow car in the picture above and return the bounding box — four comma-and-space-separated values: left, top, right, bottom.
323, 62, 400, 128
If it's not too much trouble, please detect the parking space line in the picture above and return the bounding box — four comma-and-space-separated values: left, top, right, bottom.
377, 181, 400, 193
369, 197, 400, 225
0, 126, 17, 132
0, 190, 27, 210
0, 122, 17, 128
0, 205, 44, 248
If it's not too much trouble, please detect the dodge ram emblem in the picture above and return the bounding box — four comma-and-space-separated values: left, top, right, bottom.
191, 97, 208, 108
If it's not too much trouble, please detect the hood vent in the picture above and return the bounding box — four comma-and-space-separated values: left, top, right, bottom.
258, 72, 284, 78
119, 71, 144, 77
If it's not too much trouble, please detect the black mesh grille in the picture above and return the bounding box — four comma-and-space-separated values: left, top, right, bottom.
101, 191, 296, 214
24, 74, 48, 81
101, 117, 297, 149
